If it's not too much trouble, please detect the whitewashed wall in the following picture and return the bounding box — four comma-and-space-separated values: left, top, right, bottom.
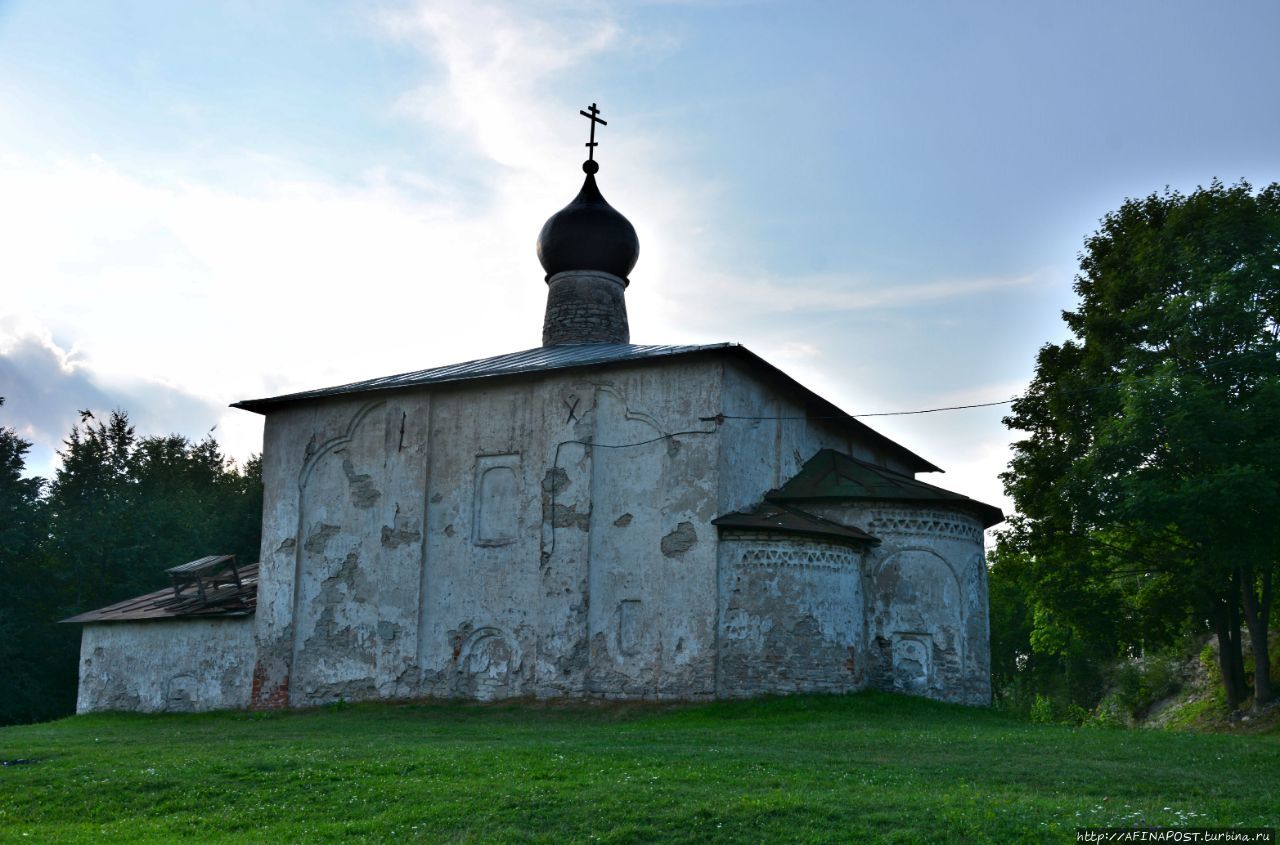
251, 358, 729, 706
76, 617, 255, 713
245, 353, 991, 708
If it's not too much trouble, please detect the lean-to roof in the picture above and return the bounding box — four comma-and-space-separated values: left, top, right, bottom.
712, 501, 878, 547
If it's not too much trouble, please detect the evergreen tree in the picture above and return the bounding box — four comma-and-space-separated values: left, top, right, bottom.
0, 398, 55, 723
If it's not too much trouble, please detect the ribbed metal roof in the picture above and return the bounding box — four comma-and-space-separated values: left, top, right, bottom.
231, 341, 941, 474
233, 343, 730, 412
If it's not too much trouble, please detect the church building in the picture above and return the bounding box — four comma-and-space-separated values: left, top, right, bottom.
67, 107, 1001, 712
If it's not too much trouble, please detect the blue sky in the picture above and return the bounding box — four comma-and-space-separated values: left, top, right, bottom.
2, 0, 1278, 527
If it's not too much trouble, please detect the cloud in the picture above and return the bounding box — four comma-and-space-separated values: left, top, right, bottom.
0, 321, 226, 479
0, 1, 702, 476
687, 269, 1045, 319
382, 1, 623, 170
0, 0, 1027, 516
0, 0, 707, 406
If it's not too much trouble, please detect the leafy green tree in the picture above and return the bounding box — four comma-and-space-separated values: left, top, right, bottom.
44, 412, 263, 609
987, 541, 1113, 718
1, 406, 263, 725
1001, 180, 1280, 711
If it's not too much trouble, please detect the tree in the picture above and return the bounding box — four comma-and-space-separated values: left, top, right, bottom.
0, 397, 54, 723
0, 406, 264, 725
0, 398, 43, 567
45, 411, 264, 608
1001, 180, 1280, 711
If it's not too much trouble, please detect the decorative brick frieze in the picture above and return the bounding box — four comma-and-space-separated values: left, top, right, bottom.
865, 508, 983, 542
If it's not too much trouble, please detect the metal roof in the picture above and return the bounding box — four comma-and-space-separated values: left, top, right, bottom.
712, 502, 878, 546
766, 449, 1004, 528
232, 342, 941, 474
233, 343, 730, 411
61, 564, 259, 624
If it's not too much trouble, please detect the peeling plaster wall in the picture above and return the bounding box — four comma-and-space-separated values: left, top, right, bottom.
716, 533, 866, 697
580, 377, 720, 700
806, 502, 991, 706
247, 353, 991, 709
716, 361, 906, 518
77, 618, 255, 713
252, 358, 726, 707
714, 360, 991, 706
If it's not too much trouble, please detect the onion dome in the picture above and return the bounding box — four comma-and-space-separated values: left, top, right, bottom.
536, 161, 639, 283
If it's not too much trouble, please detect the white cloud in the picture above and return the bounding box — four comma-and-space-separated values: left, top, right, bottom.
776, 341, 821, 359
0, 0, 1024, 513
0, 0, 702, 470
382, 1, 623, 170
688, 269, 1045, 317
0, 321, 226, 479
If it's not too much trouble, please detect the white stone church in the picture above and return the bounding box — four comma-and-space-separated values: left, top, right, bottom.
68, 119, 1001, 712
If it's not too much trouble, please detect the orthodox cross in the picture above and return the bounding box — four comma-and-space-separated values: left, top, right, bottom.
579, 102, 607, 164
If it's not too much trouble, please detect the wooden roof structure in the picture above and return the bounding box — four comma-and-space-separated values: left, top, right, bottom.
61, 560, 259, 624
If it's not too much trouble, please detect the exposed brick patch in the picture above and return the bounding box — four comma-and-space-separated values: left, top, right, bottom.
250, 660, 290, 710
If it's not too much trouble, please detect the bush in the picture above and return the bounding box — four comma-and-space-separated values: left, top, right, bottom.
1030, 695, 1054, 724
1088, 693, 1130, 728
1108, 654, 1181, 719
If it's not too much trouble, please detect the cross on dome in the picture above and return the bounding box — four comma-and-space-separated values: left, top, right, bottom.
578, 102, 607, 174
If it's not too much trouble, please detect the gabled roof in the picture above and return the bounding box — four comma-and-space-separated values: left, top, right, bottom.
712, 501, 877, 547
61, 564, 259, 624
766, 449, 1004, 528
232, 342, 941, 474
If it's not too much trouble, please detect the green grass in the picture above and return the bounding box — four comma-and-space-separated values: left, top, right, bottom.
1, 692, 1276, 843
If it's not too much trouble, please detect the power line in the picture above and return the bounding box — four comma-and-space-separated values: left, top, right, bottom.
715, 397, 1017, 421
542, 425, 721, 558
716, 347, 1278, 421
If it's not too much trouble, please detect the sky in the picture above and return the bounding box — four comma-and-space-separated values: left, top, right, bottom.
1, 0, 1278, 534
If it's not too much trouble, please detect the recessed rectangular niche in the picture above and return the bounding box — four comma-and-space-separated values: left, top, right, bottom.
619, 599, 642, 656
473, 454, 521, 547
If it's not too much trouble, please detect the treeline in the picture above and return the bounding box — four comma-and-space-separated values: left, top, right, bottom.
0, 401, 261, 725
988, 180, 1280, 723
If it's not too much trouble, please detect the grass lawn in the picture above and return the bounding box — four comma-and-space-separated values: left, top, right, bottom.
1, 692, 1276, 843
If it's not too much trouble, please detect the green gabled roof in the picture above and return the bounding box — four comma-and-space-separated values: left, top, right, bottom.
766, 449, 1004, 529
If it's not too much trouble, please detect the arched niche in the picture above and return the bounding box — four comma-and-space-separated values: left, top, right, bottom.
474, 458, 520, 546
871, 547, 964, 693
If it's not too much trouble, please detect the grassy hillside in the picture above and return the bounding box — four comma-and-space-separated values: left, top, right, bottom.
1, 692, 1276, 843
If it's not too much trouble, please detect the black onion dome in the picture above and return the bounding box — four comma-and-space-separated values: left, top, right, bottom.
537, 170, 639, 282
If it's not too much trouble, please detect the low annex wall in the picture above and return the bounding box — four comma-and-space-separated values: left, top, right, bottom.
76, 617, 256, 714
